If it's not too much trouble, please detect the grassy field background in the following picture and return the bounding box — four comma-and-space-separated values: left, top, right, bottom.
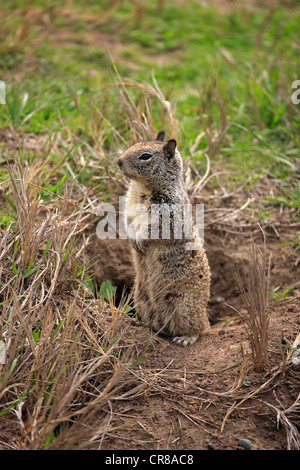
1, 0, 300, 190
0, 0, 299, 450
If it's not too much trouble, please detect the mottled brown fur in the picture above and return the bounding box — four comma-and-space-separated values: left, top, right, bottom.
118, 132, 210, 346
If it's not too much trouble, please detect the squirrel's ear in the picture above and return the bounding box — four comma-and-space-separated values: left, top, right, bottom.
164, 139, 177, 159
156, 131, 165, 142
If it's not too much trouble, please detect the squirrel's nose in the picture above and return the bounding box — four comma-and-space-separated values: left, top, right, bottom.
117, 158, 123, 167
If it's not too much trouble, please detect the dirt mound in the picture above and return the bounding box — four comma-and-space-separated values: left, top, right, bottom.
85, 221, 300, 450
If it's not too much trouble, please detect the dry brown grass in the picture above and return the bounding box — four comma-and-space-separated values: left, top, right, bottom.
237, 229, 272, 372
263, 392, 300, 450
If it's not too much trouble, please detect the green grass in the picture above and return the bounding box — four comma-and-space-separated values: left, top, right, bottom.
0, 0, 299, 209
270, 281, 300, 302
98, 279, 116, 302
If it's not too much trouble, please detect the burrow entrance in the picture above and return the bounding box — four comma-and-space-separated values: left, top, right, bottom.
86, 234, 252, 324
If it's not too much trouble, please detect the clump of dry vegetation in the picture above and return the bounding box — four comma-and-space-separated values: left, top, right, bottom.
237, 231, 272, 372
0, 154, 148, 450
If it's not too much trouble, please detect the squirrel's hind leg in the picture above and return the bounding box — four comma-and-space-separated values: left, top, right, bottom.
171, 335, 198, 346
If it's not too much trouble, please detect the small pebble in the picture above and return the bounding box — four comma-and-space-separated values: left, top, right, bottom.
237, 438, 252, 450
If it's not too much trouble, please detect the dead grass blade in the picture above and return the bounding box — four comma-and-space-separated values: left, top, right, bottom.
262, 393, 300, 450
237, 227, 272, 372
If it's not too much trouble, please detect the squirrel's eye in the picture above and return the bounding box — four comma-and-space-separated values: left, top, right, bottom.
139, 153, 152, 161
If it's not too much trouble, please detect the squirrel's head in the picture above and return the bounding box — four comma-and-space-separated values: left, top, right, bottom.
117, 131, 183, 189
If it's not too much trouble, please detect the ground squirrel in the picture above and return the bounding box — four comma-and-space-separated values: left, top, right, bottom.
117, 131, 210, 346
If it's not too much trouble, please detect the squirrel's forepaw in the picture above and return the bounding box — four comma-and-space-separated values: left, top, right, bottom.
171, 335, 198, 346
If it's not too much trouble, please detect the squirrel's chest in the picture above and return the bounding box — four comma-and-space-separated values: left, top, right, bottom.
127, 182, 150, 211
